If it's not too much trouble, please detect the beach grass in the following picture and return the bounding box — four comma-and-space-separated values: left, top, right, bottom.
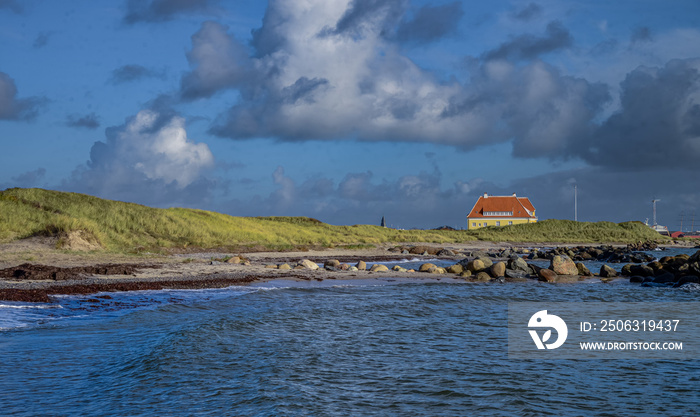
0, 188, 667, 252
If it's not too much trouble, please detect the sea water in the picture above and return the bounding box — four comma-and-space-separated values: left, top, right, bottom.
1, 250, 699, 416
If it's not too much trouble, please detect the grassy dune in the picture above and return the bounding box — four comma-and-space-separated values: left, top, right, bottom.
0, 188, 666, 252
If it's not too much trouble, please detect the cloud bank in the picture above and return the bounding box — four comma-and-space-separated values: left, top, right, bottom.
67, 109, 215, 205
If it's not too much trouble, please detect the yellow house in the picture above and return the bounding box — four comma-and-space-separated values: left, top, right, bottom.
467, 193, 537, 230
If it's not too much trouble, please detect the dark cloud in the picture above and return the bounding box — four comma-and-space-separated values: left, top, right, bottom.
0, 72, 45, 121
123, 0, 220, 24
10, 168, 46, 188
630, 26, 653, 44
396, 2, 464, 44
66, 113, 100, 130
110, 65, 165, 84
579, 59, 700, 170
510, 3, 542, 22
180, 21, 252, 100
33, 32, 52, 49
322, 0, 407, 38
482, 20, 573, 61
0, 0, 22, 13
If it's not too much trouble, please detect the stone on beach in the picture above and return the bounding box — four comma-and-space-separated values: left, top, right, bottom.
550, 255, 578, 275
356, 261, 367, 271
538, 268, 557, 282
446, 264, 464, 274
419, 263, 437, 272
278, 263, 292, 270
599, 264, 617, 278
370, 264, 389, 272
297, 259, 319, 270
227, 256, 242, 264
490, 262, 506, 278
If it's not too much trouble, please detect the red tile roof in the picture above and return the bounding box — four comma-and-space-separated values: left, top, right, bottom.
467, 195, 537, 219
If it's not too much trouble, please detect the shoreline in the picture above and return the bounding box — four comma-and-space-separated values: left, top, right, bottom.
1, 238, 697, 302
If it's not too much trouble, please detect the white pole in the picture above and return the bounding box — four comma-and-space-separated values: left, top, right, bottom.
574, 185, 577, 221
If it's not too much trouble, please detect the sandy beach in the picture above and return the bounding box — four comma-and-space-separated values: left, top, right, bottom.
1, 236, 695, 302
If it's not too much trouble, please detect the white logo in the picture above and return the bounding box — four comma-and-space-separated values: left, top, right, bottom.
528, 310, 568, 350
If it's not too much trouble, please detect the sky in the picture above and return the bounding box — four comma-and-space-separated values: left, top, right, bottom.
1, 0, 700, 230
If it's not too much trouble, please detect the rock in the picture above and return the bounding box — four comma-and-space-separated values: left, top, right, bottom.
446, 264, 464, 274
392, 265, 407, 272
475, 271, 491, 281
575, 262, 592, 276
599, 264, 618, 278
241, 260, 250, 266
278, 263, 292, 270
629, 276, 645, 283
338, 263, 350, 271
491, 262, 506, 278
210, 261, 222, 265
227, 256, 242, 264
673, 275, 700, 287
630, 264, 654, 277
508, 257, 530, 274
419, 263, 438, 272
297, 259, 319, 270
538, 268, 557, 282
370, 264, 389, 272
505, 269, 530, 279
652, 272, 676, 284
264, 264, 277, 269
477, 257, 493, 268
324, 259, 340, 268
437, 249, 456, 257
348, 266, 358, 271
459, 270, 472, 278
550, 255, 578, 275
356, 261, 367, 271
621, 264, 633, 276
466, 259, 486, 273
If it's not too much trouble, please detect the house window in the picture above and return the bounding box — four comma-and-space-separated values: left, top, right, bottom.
484, 211, 513, 216
472, 222, 476, 227
478, 223, 481, 227
508, 221, 513, 225
483, 222, 487, 226
496, 221, 500, 226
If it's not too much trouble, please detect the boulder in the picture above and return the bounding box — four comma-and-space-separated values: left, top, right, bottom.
599, 264, 618, 278
475, 271, 491, 281
508, 257, 530, 273
575, 262, 592, 276
356, 261, 367, 271
652, 272, 676, 284
338, 263, 350, 271
673, 275, 700, 287
348, 266, 359, 271
630, 264, 654, 277
466, 259, 486, 273
278, 263, 292, 270
477, 257, 494, 268
297, 259, 319, 270
446, 264, 464, 274
621, 263, 634, 276
505, 269, 530, 280
264, 264, 277, 269
491, 262, 506, 278
538, 268, 557, 282
392, 265, 408, 272
550, 255, 578, 275
324, 259, 340, 269
370, 264, 389, 272
459, 270, 472, 278
227, 256, 242, 264
437, 249, 456, 257
419, 263, 438, 273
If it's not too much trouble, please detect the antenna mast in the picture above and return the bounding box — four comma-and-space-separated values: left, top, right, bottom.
652, 199, 660, 226
574, 185, 578, 221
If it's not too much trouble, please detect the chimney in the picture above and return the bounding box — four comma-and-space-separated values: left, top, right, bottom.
512, 193, 516, 197
483, 192, 488, 198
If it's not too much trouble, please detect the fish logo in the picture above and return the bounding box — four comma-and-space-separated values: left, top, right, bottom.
528, 310, 568, 350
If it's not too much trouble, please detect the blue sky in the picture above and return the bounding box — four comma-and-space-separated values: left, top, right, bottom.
2, 0, 700, 230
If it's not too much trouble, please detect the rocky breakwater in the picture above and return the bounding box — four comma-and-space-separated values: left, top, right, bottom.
527, 242, 657, 264
621, 250, 700, 288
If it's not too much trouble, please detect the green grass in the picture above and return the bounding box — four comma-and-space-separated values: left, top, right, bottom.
0, 188, 667, 253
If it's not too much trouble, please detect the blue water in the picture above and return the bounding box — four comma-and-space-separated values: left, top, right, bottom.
2, 276, 700, 416
2, 248, 699, 415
